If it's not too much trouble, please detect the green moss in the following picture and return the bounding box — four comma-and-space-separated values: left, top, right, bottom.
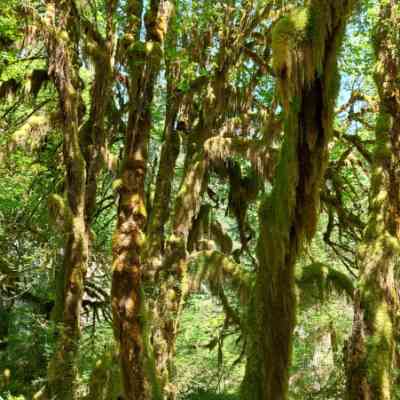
145, 41, 163, 63
85, 39, 105, 62
127, 41, 147, 70
173, 155, 206, 237
139, 286, 163, 400
250, 2, 356, 398
271, 7, 309, 75
374, 112, 392, 161
48, 193, 72, 230
58, 30, 70, 42
13, 115, 47, 143
112, 178, 123, 192
51, 261, 66, 323
87, 346, 122, 400
365, 299, 394, 399
297, 262, 354, 302
129, 41, 146, 56
188, 250, 252, 301
306, 1, 329, 75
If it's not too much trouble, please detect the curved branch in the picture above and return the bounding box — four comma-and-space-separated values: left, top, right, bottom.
187, 250, 252, 304
186, 250, 252, 329
296, 262, 354, 301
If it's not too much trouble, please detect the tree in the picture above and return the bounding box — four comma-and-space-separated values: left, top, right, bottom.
2, 1, 399, 399
110, 1, 174, 399
346, 1, 400, 398
241, 1, 358, 399
23, 1, 116, 398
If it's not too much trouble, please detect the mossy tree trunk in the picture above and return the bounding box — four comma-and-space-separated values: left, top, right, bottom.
111, 1, 173, 399
141, 28, 184, 397
346, 3, 400, 399
41, 2, 88, 399
241, 1, 357, 399
28, 1, 117, 398
143, 22, 244, 394
152, 154, 208, 400
80, 2, 117, 224
147, 59, 239, 398
145, 29, 181, 273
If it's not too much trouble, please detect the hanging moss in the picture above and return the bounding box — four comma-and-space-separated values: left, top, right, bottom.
173, 154, 207, 238
187, 250, 252, 302
297, 262, 354, 302
0, 78, 20, 99
25, 69, 49, 97
271, 7, 309, 77
243, 1, 357, 399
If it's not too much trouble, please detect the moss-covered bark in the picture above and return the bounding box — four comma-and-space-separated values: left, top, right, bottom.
111, 2, 174, 399
145, 78, 181, 263
32, 2, 118, 398
147, 153, 207, 400
37, 3, 89, 399
241, 1, 357, 399
346, 3, 400, 399
81, 19, 115, 224
143, 33, 238, 396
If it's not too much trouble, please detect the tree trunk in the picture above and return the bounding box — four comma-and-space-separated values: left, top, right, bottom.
241, 1, 357, 399
37, 2, 116, 397
147, 70, 232, 398
112, 120, 153, 400
42, 3, 88, 399
151, 154, 207, 400
346, 3, 400, 399
144, 78, 182, 399
111, 2, 173, 399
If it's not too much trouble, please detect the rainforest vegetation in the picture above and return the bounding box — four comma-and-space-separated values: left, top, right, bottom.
0, 0, 400, 399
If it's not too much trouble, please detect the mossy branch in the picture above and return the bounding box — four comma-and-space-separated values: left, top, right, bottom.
187, 250, 252, 305
204, 136, 277, 181
186, 250, 252, 328
48, 194, 73, 232
296, 262, 354, 302
172, 153, 207, 238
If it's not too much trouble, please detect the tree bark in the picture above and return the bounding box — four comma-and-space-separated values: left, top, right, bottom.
346, 3, 400, 399
241, 1, 357, 399
30, 1, 117, 397
111, 2, 173, 399
38, 3, 88, 399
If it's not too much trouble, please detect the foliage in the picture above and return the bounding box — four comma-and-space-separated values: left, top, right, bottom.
0, 0, 394, 399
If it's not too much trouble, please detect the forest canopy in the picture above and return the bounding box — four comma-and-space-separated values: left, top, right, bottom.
0, 0, 399, 400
